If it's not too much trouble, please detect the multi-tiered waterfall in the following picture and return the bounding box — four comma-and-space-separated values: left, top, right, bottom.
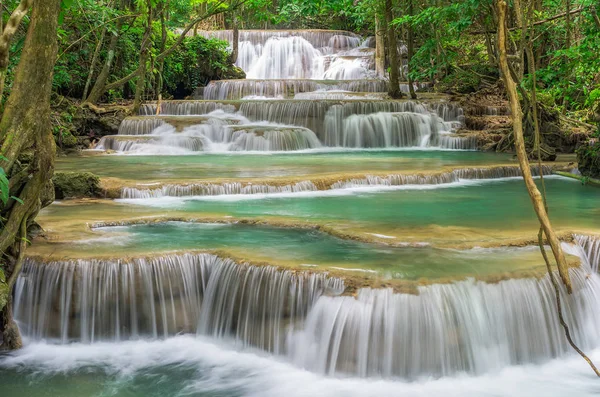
13, 236, 600, 379
6, 28, 600, 397
94, 29, 474, 154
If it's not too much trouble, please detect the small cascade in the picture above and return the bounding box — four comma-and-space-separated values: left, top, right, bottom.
14, 254, 344, 345
15, 238, 600, 380
97, 133, 205, 154
288, 267, 600, 379
119, 165, 554, 198
329, 165, 554, 189
138, 100, 464, 146
197, 30, 369, 80
245, 36, 325, 79
197, 30, 361, 49
98, 113, 321, 153
117, 114, 244, 135
224, 125, 322, 151
334, 112, 467, 149
122, 181, 318, 199
139, 101, 237, 116
574, 234, 600, 272
118, 117, 166, 135
202, 79, 389, 100
197, 256, 344, 353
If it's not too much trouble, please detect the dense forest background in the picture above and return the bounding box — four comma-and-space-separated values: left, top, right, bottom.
0, 0, 596, 165
1, 1, 598, 114
0, 0, 598, 351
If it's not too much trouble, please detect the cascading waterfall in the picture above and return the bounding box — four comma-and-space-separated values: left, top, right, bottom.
336, 111, 468, 149
117, 114, 244, 135
329, 165, 554, 189
14, 236, 600, 380
196, 30, 362, 49
574, 234, 600, 272
139, 101, 237, 116
133, 100, 466, 150
118, 166, 554, 199
14, 253, 344, 346
98, 122, 322, 153
288, 266, 600, 379
118, 118, 166, 135
202, 79, 389, 100
245, 36, 325, 79
121, 181, 319, 199
196, 30, 365, 79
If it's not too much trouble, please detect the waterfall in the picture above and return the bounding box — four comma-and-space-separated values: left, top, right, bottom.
97, 130, 205, 154
118, 118, 166, 135
122, 181, 319, 199
14, 253, 344, 346
140, 100, 465, 142
14, 237, 600, 379
202, 79, 389, 100
98, 121, 321, 153
139, 101, 237, 116
329, 165, 554, 189
333, 112, 466, 149
196, 29, 369, 80
574, 234, 600, 272
117, 114, 244, 135
196, 30, 362, 49
287, 266, 600, 379
119, 165, 554, 198
245, 36, 325, 79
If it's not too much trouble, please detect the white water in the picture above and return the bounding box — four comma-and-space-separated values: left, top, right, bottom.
2, 336, 600, 397
119, 166, 553, 199
198, 30, 369, 80
9, 237, 600, 382
98, 120, 323, 153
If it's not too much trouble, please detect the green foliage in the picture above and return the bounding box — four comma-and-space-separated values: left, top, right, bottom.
162, 35, 241, 97
0, 156, 23, 208
577, 141, 600, 179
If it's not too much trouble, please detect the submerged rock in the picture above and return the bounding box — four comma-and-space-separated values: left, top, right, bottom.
53, 172, 101, 199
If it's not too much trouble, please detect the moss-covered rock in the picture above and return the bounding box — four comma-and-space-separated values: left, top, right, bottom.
0, 268, 8, 313
53, 172, 101, 199
577, 140, 600, 178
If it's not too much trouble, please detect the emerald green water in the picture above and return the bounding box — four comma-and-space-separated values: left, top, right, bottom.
88, 222, 551, 279
120, 177, 599, 233
57, 151, 514, 181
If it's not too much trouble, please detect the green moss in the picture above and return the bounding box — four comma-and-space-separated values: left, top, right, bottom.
0, 268, 8, 312
577, 141, 600, 178
53, 171, 101, 199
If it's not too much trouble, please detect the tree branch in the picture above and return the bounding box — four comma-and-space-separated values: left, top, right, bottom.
471, 7, 584, 34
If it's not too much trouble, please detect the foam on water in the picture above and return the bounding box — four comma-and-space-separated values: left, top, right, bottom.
1, 336, 600, 397
118, 175, 561, 204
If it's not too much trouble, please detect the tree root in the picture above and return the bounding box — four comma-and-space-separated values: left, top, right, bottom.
537, 227, 600, 377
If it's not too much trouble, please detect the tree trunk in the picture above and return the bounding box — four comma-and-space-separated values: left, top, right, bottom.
85, 15, 124, 105
230, 12, 239, 64
496, 0, 572, 294
385, 0, 403, 99
0, 0, 61, 350
375, 14, 385, 78
82, 25, 107, 100
0, 0, 34, 102
565, 0, 571, 48
133, 5, 153, 113
406, 0, 417, 99
156, 4, 168, 97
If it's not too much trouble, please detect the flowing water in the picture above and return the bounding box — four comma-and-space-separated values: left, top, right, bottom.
57, 150, 514, 181
4, 28, 600, 396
